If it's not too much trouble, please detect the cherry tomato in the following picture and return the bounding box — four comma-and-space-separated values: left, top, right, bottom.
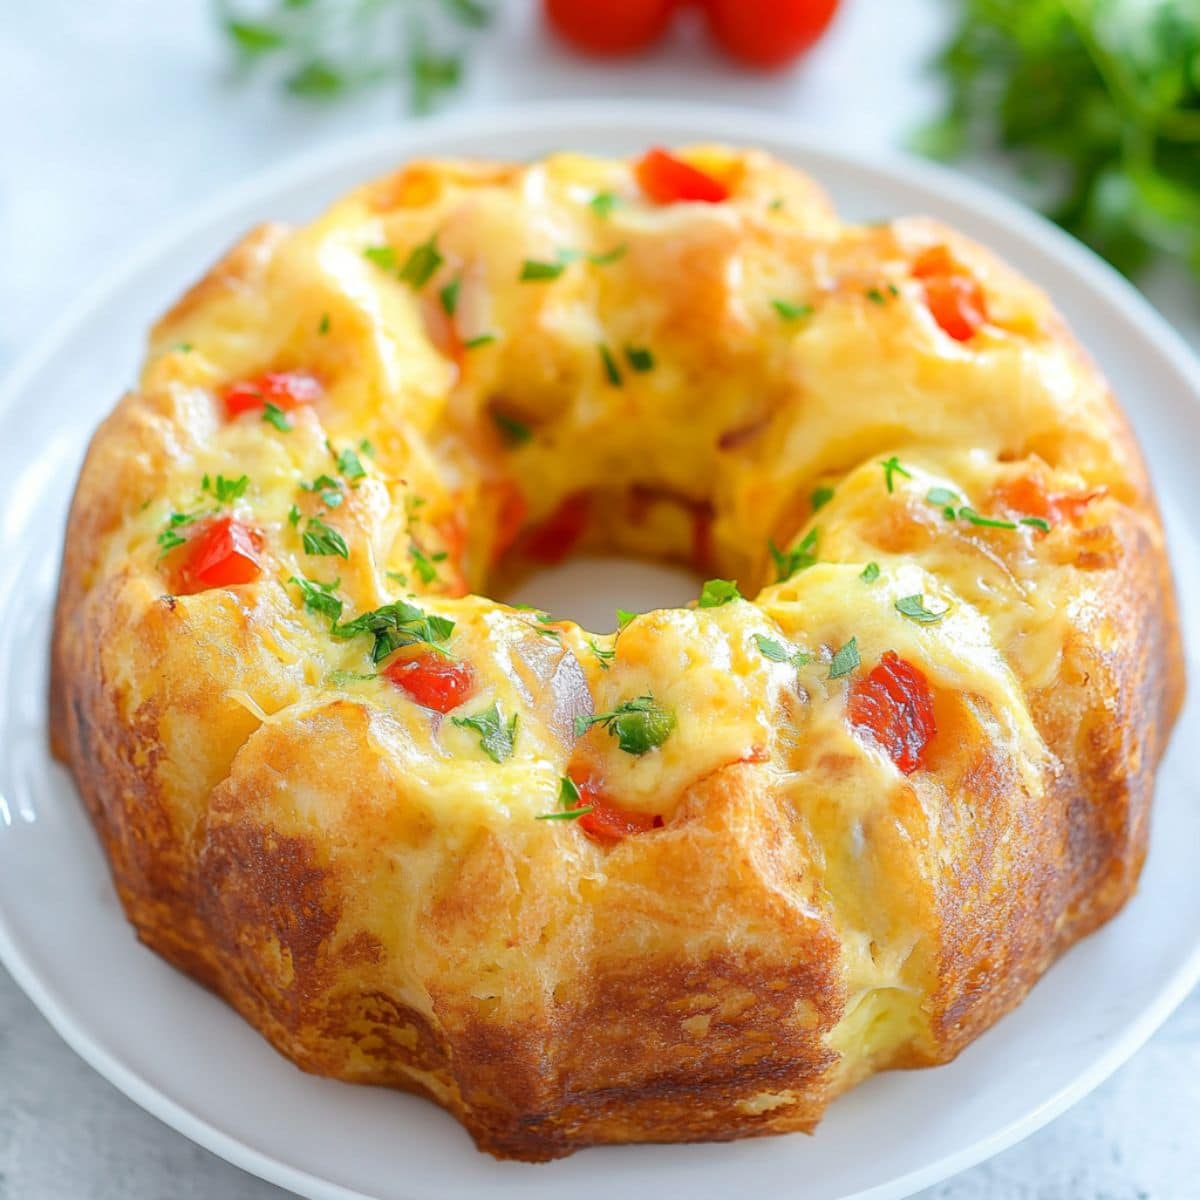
701, 0, 839, 69
174, 516, 264, 593
221, 370, 323, 419
543, 0, 678, 57
521, 491, 590, 564
568, 772, 662, 843
847, 651, 936, 775
635, 148, 730, 205
912, 246, 988, 342
382, 651, 475, 713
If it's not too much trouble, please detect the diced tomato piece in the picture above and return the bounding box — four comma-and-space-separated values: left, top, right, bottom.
635, 148, 730, 205
994, 475, 1107, 526
489, 479, 529, 565
521, 491, 590, 564
221, 370, 323, 419
913, 246, 987, 342
382, 651, 475, 713
847, 650, 936, 775
568, 771, 662, 843
174, 516, 264, 593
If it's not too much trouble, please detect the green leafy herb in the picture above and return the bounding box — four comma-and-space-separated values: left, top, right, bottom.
336, 446, 366, 481
896, 593, 947, 623
287, 504, 301, 527
202, 473, 249, 504
917, 0, 1200, 288
262, 402, 292, 432
317, 312, 331, 335
811, 485, 835, 512
490, 409, 532, 446
439, 276, 461, 317
860, 561, 881, 583
754, 633, 811, 668
599, 343, 622, 386
399, 235, 443, 289
698, 578, 742, 608
828, 637, 860, 679
290, 574, 343, 623
865, 286, 888, 305
587, 638, 616, 669
300, 474, 343, 508
880, 455, 911, 493
174, 341, 194, 353
769, 528, 819, 582
768, 197, 786, 212
772, 298, 813, 321
451, 702, 517, 763
589, 192, 621, 218
332, 599, 454, 662
615, 608, 639, 629
536, 775, 594, 821
326, 669, 377, 685
575, 695, 676, 755
588, 243, 628, 266
302, 516, 348, 558
624, 344, 654, 372
363, 245, 398, 272
1021, 515, 1052, 532
520, 258, 565, 281
156, 510, 200, 555
462, 333, 496, 349
959, 506, 1018, 530
409, 543, 445, 584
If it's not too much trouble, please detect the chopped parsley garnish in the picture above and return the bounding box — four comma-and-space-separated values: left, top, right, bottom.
300, 474, 343, 507
772, 299, 813, 321
399, 234, 443, 289
575, 694, 675, 756
174, 342, 194, 353
589, 191, 621, 218
332, 599, 454, 663
599, 343, 622, 386
754, 633, 811, 668
769, 528, 819, 582
1020, 515, 1051, 532
358, 438, 375, 458
287, 504, 301, 526
462, 333, 495, 349
880, 455, 911, 493
202, 473, 249, 504
318, 312, 330, 335
520, 258, 565, 281
491, 409, 532, 446
926, 486, 960, 519
895, 593, 947, 623
768, 197, 785, 212
409, 543, 446, 584
536, 775, 593, 821
828, 637, 860, 679
811, 485, 834, 512
363, 245, 398, 271
959, 507, 1017, 530
336, 446, 366, 481
290, 574, 343, 622
624, 345, 654, 372
156, 510, 200, 555
615, 608, 639, 629
865, 286, 888, 305
587, 638, 616, 669
262, 402, 292, 432
302, 515, 348, 558
588, 243, 628, 266
451, 702, 517, 763
698, 578, 742, 608
860, 561, 881, 583
439, 276, 461, 317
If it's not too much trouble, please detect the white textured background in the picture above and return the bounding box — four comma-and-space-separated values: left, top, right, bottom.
1, 2, 1197, 1197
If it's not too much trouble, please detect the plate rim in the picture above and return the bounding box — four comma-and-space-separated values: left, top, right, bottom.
2, 98, 1199, 1200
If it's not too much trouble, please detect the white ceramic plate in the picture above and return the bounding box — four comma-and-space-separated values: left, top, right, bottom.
1, 101, 1198, 1200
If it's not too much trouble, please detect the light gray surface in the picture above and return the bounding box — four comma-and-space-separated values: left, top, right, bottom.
2, 2, 1197, 1197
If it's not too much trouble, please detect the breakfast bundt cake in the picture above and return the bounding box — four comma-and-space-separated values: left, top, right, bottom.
49, 146, 1182, 1160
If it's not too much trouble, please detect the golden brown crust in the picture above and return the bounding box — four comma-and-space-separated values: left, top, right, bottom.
50, 148, 1183, 1160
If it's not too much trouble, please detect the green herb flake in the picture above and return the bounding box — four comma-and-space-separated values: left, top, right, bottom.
520, 258, 566, 282
624, 344, 654, 372
1020, 515, 1052, 532
462, 333, 496, 350
588, 243, 628, 266
828, 637, 861, 679
409, 543, 441, 584
753, 633, 810, 669
811, 485, 835, 512
302, 516, 349, 559
768, 197, 785, 212
300, 474, 343, 508
490, 409, 533, 447
587, 638, 616, 669
203, 473, 249, 504
574, 694, 676, 756
926, 486, 959, 507
880, 455, 911, 493
615, 608, 639, 629
363, 245, 398, 272
866, 286, 888, 305
290, 574, 343, 623
317, 312, 331, 335
451, 702, 517, 763
288, 504, 301, 527
772, 299, 814, 321
959, 506, 1017, 530
599, 343, 622, 386
589, 192, 621, 218
262, 402, 292, 432
769, 528, 819, 582
895, 593, 947, 623
332, 599, 454, 663
536, 775, 594, 821
860, 561, 881, 583
399, 235, 443, 289
336, 447, 367, 481
439, 276, 461, 317
698, 579, 742, 608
